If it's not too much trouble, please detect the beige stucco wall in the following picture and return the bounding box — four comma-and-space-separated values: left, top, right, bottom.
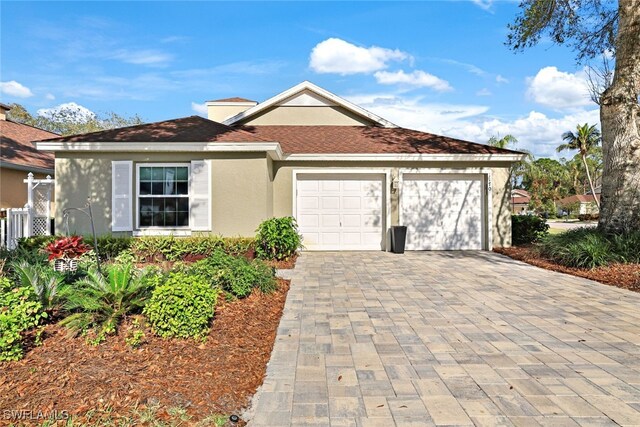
240, 106, 375, 126
207, 104, 255, 123
0, 167, 54, 209
54, 152, 272, 237
54, 151, 513, 248
271, 161, 513, 249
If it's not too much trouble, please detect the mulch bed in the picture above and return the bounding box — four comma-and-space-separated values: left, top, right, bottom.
495, 246, 640, 293
0, 278, 290, 426
264, 253, 297, 270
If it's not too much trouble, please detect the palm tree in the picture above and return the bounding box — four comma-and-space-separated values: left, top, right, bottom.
488, 134, 518, 149
557, 123, 601, 208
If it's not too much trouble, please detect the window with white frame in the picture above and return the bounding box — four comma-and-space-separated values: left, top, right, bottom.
137, 164, 190, 228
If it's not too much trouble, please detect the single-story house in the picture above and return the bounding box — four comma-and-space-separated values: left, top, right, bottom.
557, 194, 600, 216
511, 189, 531, 215
0, 103, 58, 209
36, 81, 524, 251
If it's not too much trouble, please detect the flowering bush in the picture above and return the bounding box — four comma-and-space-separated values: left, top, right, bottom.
45, 236, 91, 261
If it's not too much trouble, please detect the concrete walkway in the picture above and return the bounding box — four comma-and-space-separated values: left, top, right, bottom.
248, 252, 640, 426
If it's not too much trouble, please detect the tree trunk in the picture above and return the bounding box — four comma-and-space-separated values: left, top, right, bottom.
598, 1, 640, 234
581, 153, 600, 208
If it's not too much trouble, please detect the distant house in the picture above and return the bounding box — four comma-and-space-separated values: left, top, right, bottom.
557, 194, 600, 216
511, 189, 531, 215
0, 103, 58, 208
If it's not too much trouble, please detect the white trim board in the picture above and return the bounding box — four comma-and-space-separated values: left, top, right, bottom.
398, 168, 493, 250
292, 168, 392, 251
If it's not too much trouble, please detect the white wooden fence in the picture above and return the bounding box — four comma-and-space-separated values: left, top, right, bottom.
0, 173, 54, 250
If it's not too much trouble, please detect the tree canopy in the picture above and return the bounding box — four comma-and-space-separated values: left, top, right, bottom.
7, 103, 144, 136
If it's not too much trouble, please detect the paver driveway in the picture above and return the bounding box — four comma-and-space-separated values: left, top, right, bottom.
248, 252, 640, 427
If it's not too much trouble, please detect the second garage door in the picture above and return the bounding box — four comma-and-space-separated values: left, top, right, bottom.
296, 174, 385, 250
401, 174, 484, 250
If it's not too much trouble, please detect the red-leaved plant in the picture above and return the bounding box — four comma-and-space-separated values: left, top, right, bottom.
45, 236, 91, 261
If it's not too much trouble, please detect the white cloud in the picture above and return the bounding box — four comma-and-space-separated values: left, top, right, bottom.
526, 66, 593, 109
37, 102, 96, 122
0, 80, 34, 98
471, 0, 493, 10
495, 74, 509, 84
191, 102, 207, 116
476, 88, 492, 96
110, 49, 173, 66
344, 91, 600, 159
45, 93, 56, 101
309, 38, 410, 75
373, 70, 452, 92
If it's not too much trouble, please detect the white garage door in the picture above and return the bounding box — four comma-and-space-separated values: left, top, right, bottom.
296, 174, 384, 250
401, 174, 484, 250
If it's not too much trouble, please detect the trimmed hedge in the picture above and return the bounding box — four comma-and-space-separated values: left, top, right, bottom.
511, 215, 549, 246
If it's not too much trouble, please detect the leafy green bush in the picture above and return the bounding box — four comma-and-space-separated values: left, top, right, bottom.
59, 264, 155, 341
536, 227, 640, 269
255, 217, 301, 260
144, 273, 218, 340
130, 236, 254, 262
511, 215, 549, 246
189, 250, 276, 297
0, 277, 46, 361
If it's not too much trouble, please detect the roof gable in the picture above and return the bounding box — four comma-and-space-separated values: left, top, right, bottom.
223, 81, 397, 128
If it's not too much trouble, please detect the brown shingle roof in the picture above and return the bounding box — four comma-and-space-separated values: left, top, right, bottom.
38, 116, 522, 156
1, 120, 57, 170
558, 194, 601, 205
238, 125, 521, 155
207, 97, 256, 103
41, 116, 272, 143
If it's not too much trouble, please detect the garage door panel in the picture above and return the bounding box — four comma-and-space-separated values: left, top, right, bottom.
296, 174, 385, 250
321, 196, 340, 209
402, 175, 483, 251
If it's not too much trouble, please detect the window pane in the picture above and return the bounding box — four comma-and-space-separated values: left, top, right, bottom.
139, 198, 153, 226
177, 210, 189, 226
151, 182, 164, 195
139, 167, 151, 181
140, 181, 151, 195
176, 181, 188, 195
176, 167, 188, 181
152, 168, 164, 180
177, 198, 189, 211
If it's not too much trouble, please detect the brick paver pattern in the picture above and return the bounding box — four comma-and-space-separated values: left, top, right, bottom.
248, 252, 640, 426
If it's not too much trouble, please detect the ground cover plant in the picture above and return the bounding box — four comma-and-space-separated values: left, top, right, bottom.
511, 215, 549, 245
0, 217, 300, 423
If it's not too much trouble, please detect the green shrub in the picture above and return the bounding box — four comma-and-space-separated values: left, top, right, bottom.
511, 215, 549, 246
189, 250, 276, 298
59, 264, 155, 341
130, 236, 254, 262
255, 217, 302, 260
0, 277, 46, 361
95, 236, 133, 260
144, 273, 218, 340
10, 261, 65, 313
535, 227, 638, 269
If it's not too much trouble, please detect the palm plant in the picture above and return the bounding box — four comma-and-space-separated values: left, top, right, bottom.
488, 134, 518, 149
59, 263, 154, 337
557, 123, 601, 208
11, 261, 65, 314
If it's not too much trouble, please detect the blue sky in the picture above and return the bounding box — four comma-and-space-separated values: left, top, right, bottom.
1, 1, 600, 158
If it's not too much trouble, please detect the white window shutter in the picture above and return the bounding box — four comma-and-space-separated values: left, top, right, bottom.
190, 160, 211, 231
111, 161, 133, 232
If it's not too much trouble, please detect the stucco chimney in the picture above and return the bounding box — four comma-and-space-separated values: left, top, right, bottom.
0, 103, 11, 121
206, 97, 257, 123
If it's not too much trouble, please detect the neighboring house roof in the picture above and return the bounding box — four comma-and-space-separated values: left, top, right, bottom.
208, 97, 256, 103
39, 116, 520, 156
238, 125, 520, 155
222, 81, 397, 128
558, 194, 601, 205
511, 196, 530, 204
0, 119, 57, 171
41, 116, 272, 143
512, 189, 530, 198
